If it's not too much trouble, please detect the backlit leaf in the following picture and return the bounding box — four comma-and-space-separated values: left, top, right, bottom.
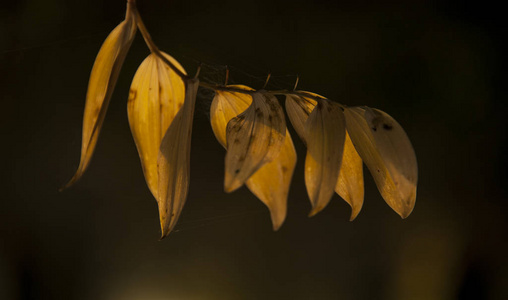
62, 10, 136, 189
334, 132, 364, 220
128, 52, 186, 198
224, 92, 286, 193
211, 87, 296, 230
285, 94, 317, 144
286, 93, 364, 219
304, 99, 346, 216
344, 107, 417, 218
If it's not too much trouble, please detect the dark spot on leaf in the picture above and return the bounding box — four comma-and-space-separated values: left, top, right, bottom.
159, 84, 163, 94
255, 108, 263, 118
282, 166, 288, 173
234, 138, 241, 144
372, 126, 377, 132
128, 89, 137, 102
235, 169, 240, 174
383, 123, 393, 130
268, 100, 279, 112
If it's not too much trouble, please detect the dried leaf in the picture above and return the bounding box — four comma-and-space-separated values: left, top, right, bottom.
246, 135, 296, 230
224, 92, 286, 193
210, 85, 253, 146
304, 99, 346, 216
344, 107, 417, 218
285, 94, 317, 144
157, 78, 199, 238
128, 52, 186, 198
286, 93, 364, 219
334, 132, 364, 220
211, 87, 296, 230
62, 11, 136, 189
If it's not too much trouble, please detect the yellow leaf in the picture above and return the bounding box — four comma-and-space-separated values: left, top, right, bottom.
210, 85, 253, 147
127, 52, 186, 199
211, 87, 296, 230
62, 10, 136, 189
286, 93, 364, 219
285, 94, 316, 144
304, 99, 346, 216
224, 91, 286, 193
157, 78, 199, 238
246, 135, 296, 230
344, 107, 417, 218
334, 132, 364, 221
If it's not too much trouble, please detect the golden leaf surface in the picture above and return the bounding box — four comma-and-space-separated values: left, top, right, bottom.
224, 91, 287, 193
157, 78, 199, 238
63, 10, 136, 189
128, 52, 186, 198
344, 107, 417, 218
286, 94, 364, 219
285, 94, 317, 144
304, 99, 346, 216
334, 132, 364, 220
211, 87, 296, 230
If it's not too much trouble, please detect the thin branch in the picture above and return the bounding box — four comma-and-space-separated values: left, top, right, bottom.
128, 1, 338, 104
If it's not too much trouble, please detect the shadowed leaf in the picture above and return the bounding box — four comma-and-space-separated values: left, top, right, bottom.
157, 78, 199, 238
224, 91, 286, 193
211, 87, 296, 230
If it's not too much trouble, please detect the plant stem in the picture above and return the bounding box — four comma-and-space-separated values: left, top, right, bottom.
128, 1, 338, 104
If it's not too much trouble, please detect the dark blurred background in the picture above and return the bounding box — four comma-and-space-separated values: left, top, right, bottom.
1, 0, 506, 299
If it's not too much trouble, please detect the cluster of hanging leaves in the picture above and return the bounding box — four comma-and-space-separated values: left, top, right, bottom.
62, 1, 418, 239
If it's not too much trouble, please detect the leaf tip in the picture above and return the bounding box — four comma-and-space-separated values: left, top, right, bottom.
224, 173, 243, 193
270, 214, 285, 231
308, 206, 324, 217
347, 201, 362, 221
398, 207, 414, 219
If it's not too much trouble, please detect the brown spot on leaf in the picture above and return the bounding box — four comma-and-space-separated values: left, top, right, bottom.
128, 89, 137, 102
255, 107, 263, 118
383, 123, 393, 130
